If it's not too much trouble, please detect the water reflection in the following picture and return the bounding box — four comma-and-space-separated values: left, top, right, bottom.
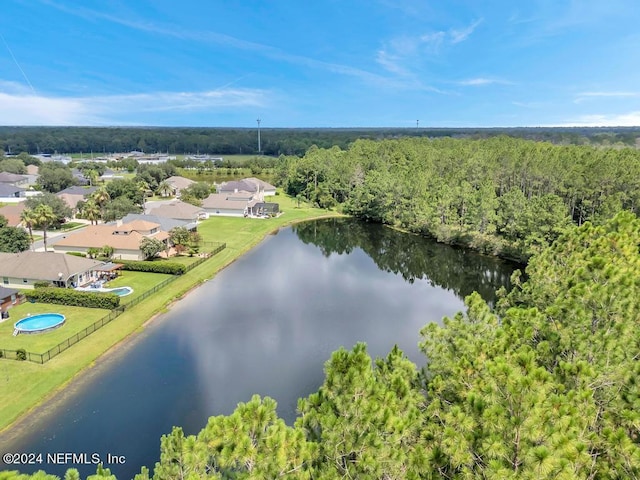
1, 219, 516, 480
292, 218, 517, 305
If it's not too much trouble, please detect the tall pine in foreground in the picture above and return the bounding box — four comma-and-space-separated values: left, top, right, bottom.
8, 211, 640, 479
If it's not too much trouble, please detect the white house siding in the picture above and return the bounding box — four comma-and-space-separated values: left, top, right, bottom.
2, 276, 39, 289
1, 272, 98, 289
204, 208, 246, 217
53, 246, 143, 261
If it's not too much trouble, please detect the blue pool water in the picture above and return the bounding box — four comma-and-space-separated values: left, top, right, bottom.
14, 313, 66, 333
110, 287, 133, 297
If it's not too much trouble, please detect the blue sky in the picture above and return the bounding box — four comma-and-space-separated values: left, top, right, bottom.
1, 0, 640, 128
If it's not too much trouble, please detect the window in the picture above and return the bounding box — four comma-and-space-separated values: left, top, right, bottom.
23, 278, 28, 284
2, 277, 7, 285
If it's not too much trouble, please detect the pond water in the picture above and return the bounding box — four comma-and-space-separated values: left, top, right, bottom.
0, 218, 518, 479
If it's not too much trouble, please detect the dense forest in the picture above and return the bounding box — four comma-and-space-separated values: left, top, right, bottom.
5, 211, 640, 478
277, 136, 640, 261
0, 126, 638, 157
4, 132, 640, 478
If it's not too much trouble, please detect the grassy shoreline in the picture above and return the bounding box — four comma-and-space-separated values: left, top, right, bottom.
0, 195, 343, 435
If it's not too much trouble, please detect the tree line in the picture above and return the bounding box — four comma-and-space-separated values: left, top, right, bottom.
1, 126, 638, 157
277, 136, 640, 261
5, 211, 640, 479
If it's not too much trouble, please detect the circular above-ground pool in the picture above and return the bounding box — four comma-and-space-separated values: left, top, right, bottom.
14, 313, 66, 335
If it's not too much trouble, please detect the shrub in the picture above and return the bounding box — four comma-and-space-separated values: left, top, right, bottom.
16, 348, 26, 361
66, 251, 87, 258
25, 288, 120, 309
118, 260, 186, 275
34, 281, 52, 289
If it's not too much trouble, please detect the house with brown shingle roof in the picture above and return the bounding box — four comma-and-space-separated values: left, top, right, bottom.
52, 220, 170, 260
166, 176, 195, 196
0, 202, 26, 227
0, 251, 106, 289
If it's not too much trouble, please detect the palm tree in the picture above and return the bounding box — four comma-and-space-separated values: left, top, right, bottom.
91, 186, 110, 222
157, 179, 173, 198
137, 180, 150, 213
82, 200, 101, 225
33, 204, 57, 252
87, 169, 99, 187
20, 207, 37, 249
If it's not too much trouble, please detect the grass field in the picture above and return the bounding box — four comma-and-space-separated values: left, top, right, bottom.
0, 192, 342, 433
0, 304, 110, 353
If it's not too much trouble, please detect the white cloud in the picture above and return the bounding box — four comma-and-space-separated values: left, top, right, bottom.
0, 88, 270, 125
457, 77, 512, 86
376, 19, 482, 76
450, 19, 483, 44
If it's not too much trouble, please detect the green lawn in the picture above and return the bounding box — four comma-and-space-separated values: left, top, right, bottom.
0, 303, 110, 353
104, 270, 173, 305
0, 191, 342, 433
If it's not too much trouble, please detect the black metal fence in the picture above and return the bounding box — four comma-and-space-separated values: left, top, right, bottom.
1, 243, 226, 364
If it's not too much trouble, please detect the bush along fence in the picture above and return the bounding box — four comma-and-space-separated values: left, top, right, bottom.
0, 243, 226, 364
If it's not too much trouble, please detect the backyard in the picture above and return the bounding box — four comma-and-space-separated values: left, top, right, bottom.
0, 191, 340, 432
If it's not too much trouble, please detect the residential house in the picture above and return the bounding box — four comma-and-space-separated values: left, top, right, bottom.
52, 219, 170, 260
146, 200, 206, 222
0, 183, 26, 202
248, 202, 280, 217
217, 178, 276, 198
119, 213, 197, 232
0, 286, 22, 314
56, 186, 98, 215
165, 176, 196, 196
0, 251, 106, 289
202, 191, 258, 217
0, 202, 26, 227
244, 177, 277, 196
70, 168, 90, 186
0, 172, 29, 187
217, 179, 258, 195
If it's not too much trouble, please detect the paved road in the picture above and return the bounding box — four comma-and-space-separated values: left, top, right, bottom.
30, 220, 92, 252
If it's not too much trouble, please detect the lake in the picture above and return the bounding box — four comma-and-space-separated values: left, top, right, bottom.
0, 218, 518, 479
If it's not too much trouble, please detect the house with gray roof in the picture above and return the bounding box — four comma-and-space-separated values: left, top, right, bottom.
0, 172, 29, 187
0, 183, 26, 201
217, 178, 276, 197
0, 285, 22, 314
217, 180, 258, 195
202, 192, 257, 217
146, 200, 205, 221
118, 213, 197, 232
0, 251, 106, 289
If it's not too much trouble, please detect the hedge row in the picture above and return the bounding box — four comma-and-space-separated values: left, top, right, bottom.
118, 260, 186, 275
25, 288, 121, 309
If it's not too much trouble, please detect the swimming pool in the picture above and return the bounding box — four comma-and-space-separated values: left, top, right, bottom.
14, 313, 66, 335
75, 286, 134, 296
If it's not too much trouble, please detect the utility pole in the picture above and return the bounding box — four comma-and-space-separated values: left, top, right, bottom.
256, 118, 261, 154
